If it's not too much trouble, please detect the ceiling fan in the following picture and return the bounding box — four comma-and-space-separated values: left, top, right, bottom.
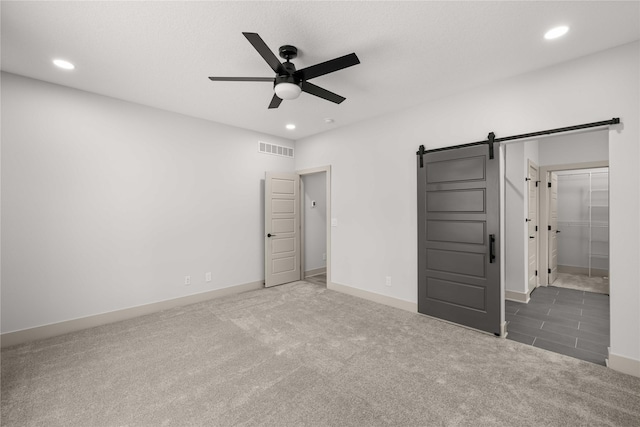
208, 32, 360, 109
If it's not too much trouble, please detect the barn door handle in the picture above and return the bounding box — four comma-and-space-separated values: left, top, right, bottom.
267, 233, 276, 238
489, 234, 496, 263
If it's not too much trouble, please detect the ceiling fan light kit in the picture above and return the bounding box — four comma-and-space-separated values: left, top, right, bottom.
209, 32, 360, 109
274, 82, 302, 100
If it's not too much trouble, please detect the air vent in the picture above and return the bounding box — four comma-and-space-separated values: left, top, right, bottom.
258, 141, 294, 158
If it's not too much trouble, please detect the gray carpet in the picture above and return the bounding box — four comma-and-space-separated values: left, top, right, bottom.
2, 281, 639, 426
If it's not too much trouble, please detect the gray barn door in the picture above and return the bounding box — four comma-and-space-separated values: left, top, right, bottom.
417, 144, 501, 335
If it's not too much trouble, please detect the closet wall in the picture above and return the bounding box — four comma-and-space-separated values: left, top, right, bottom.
556, 168, 609, 276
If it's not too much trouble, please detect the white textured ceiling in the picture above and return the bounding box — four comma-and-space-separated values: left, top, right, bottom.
2, 1, 639, 139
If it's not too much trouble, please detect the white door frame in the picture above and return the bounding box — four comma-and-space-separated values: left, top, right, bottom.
527, 159, 540, 293
538, 160, 608, 286
297, 166, 331, 285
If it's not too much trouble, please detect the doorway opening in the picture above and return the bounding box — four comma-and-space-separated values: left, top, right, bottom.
264, 166, 331, 288
551, 167, 609, 295
503, 129, 610, 365
300, 169, 329, 287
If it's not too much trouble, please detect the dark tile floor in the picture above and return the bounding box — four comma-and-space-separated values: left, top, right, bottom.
506, 286, 609, 365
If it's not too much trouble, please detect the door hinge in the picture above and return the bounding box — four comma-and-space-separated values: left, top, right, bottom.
535, 180, 540, 187
535, 270, 538, 276
535, 225, 538, 231
548, 268, 551, 274
548, 225, 551, 231
548, 182, 552, 188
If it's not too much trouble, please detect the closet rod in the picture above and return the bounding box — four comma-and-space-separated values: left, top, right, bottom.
417, 118, 620, 162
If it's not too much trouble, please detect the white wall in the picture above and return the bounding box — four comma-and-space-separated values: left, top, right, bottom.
302, 173, 326, 273
538, 129, 609, 166
505, 142, 527, 294
294, 42, 640, 370
1, 72, 295, 333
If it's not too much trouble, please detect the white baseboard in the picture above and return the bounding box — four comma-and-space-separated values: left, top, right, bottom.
305, 267, 327, 277
505, 290, 530, 303
608, 351, 640, 378
327, 281, 417, 313
0, 280, 264, 348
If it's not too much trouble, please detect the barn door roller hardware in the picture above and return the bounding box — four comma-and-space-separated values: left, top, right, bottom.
416, 118, 620, 168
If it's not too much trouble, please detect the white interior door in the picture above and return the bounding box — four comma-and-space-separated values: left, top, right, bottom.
265, 172, 301, 287
527, 161, 539, 293
548, 171, 559, 284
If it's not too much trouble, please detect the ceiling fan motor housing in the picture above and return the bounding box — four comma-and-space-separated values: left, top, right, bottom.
274, 74, 301, 87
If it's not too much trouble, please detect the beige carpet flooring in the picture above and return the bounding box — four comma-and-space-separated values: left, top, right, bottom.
2, 280, 639, 426
552, 272, 609, 295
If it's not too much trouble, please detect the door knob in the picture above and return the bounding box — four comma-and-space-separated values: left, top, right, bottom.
556, 230, 561, 234
529, 236, 535, 239
267, 233, 276, 238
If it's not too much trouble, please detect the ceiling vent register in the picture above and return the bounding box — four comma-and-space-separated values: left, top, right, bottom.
259, 141, 294, 158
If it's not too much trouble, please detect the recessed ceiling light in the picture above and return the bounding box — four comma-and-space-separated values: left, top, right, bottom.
544, 26, 569, 40
285, 124, 296, 130
324, 118, 335, 124
53, 59, 75, 70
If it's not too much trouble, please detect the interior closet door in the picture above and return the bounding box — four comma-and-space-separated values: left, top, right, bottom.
548, 172, 559, 284
417, 144, 501, 335
265, 172, 301, 287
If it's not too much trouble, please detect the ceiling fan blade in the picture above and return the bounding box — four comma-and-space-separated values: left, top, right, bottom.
268, 94, 283, 109
301, 82, 346, 104
242, 32, 284, 74
295, 53, 360, 81
208, 77, 274, 82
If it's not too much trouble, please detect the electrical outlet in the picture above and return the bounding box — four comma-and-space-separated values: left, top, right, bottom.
385, 276, 392, 287
205, 272, 212, 282
185, 275, 191, 286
